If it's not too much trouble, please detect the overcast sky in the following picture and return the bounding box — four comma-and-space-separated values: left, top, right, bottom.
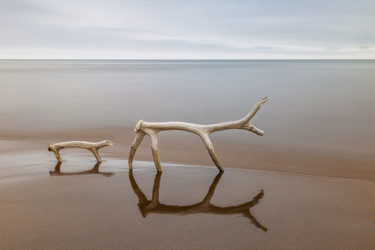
1, 0, 374, 59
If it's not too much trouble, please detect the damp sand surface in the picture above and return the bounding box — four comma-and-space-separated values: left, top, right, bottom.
1, 152, 375, 249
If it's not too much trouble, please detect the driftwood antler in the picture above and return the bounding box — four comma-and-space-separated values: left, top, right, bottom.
129, 97, 269, 172
48, 140, 113, 163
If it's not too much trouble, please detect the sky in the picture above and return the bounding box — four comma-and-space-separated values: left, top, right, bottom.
0, 0, 374, 59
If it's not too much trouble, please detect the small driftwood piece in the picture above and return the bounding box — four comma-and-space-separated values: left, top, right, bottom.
48, 140, 113, 163
129, 97, 269, 172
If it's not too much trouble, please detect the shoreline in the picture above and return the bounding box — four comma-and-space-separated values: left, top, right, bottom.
1, 126, 375, 181
0, 141, 375, 184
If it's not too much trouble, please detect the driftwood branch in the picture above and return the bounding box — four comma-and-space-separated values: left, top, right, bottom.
129, 97, 269, 172
129, 170, 267, 231
48, 140, 113, 163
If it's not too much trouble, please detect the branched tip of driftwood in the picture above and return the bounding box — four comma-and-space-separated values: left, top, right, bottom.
48, 140, 114, 163
129, 97, 269, 172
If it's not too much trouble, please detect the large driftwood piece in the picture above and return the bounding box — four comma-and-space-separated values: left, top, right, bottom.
48, 140, 113, 163
129, 97, 269, 172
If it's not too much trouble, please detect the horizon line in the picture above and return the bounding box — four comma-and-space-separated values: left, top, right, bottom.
1, 58, 374, 61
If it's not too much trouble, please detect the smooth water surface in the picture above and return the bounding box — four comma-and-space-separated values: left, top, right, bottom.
1, 60, 374, 157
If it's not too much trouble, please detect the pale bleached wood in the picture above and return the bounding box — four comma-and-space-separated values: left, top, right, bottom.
129, 97, 269, 172
48, 140, 113, 163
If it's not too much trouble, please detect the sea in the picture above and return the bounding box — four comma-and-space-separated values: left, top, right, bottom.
0, 60, 374, 159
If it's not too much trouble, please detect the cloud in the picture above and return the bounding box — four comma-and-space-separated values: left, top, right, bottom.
0, 0, 374, 58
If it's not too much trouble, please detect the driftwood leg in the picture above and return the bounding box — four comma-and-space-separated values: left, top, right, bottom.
90, 148, 102, 163
52, 150, 62, 163
149, 132, 162, 172
199, 134, 224, 172
129, 131, 146, 169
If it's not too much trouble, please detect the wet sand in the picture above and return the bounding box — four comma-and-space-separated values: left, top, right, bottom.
1, 151, 375, 249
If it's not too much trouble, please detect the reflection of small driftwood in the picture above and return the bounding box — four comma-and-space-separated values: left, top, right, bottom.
129, 170, 267, 231
48, 140, 113, 163
49, 162, 114, 177
129, 97, 269, 172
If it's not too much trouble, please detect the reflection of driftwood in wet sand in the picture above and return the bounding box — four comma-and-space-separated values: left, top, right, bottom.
129, 171, 267, 231
49, 162, 114, 177
48, 140, 113, 163
129, 97, 268, 172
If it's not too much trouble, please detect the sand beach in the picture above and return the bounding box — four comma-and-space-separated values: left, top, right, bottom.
1, 152, 375, 249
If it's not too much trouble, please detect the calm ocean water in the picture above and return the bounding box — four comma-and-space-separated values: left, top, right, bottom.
0, 60, 374, 157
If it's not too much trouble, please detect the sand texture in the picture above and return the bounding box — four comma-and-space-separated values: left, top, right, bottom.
1, 150, 375, 249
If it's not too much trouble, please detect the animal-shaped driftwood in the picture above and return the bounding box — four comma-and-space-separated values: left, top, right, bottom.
48, 140, 113, 163
129, 170, 267, 231
129, 97, 269, 172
